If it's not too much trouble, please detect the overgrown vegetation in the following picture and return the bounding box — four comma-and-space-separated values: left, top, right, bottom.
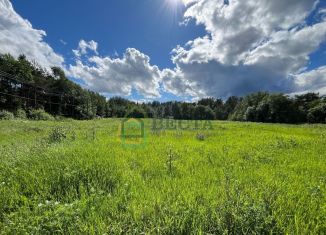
14, 108, 27, 119
0, 119, 325, 234
0, 110, 14, 120
48, 127, 68, 143
28, 109, 55, 121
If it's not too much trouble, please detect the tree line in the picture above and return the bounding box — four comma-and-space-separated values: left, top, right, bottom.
0, 54, 325, 123
0, 54, 106, 119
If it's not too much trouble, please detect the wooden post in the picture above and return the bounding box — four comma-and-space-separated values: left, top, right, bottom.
72, 96, 75, 118
49, 95, 52, 113
59, 94, 63, 115
34, 87, 37, 108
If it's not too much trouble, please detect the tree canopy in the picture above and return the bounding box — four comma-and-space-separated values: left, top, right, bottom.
1, 53, 325, 123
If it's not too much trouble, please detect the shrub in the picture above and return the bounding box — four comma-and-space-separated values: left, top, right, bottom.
196, 133, 206, 141
28, 109, 54, 121
54, 115, 65, 121
0, 110, 14, 120
194, 105, 215, 120
49, 127, 67, 143
54, 116, 74, 122
14, 109, 27, 119
126, 107, 146, 118
307, 103, 326, 123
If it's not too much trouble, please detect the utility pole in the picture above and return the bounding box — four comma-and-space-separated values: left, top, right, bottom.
49, 95, 52, 113
34, 87, 37, 108
72, 96, 75, 118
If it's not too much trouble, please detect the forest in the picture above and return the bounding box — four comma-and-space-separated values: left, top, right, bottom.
0, 53, 325, 123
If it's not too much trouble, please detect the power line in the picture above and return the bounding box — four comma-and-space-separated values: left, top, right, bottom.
0, 70, 78, 99
0, 69, 98, 117
0, 91, 78, 107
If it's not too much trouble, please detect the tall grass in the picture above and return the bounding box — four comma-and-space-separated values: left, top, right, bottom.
0, 119, 325, 234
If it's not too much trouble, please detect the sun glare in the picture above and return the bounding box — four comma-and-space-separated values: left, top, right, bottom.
161, 0, 185, 24
167, 0, 179, 6
165, 0, 183, 9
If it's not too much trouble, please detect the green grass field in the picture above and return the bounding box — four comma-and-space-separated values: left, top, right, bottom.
0, 119, 325, 234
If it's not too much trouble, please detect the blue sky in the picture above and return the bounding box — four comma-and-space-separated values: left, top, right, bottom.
11, 0, 206, 69
1, 0, 326, 101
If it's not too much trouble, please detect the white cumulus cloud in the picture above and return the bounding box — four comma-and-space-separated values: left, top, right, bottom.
68, 44, 162, 98
72, 39, 98, 57
0, 0, 64, 68
166, 0, 326, 98
293, 66, 326, 94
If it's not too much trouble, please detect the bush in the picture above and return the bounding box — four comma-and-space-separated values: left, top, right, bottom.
194, 105, 215, 120
126, 107, 146, 118
196, 133, 206, 141
307, 103, 326, 123
0, 110, 14, 120
49, 127, 67, 143
28, 109, 54, 121
14, 109, 27, 119
54, 116, 74, 122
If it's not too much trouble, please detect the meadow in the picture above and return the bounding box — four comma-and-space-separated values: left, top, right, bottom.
0, 119, 325, 234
